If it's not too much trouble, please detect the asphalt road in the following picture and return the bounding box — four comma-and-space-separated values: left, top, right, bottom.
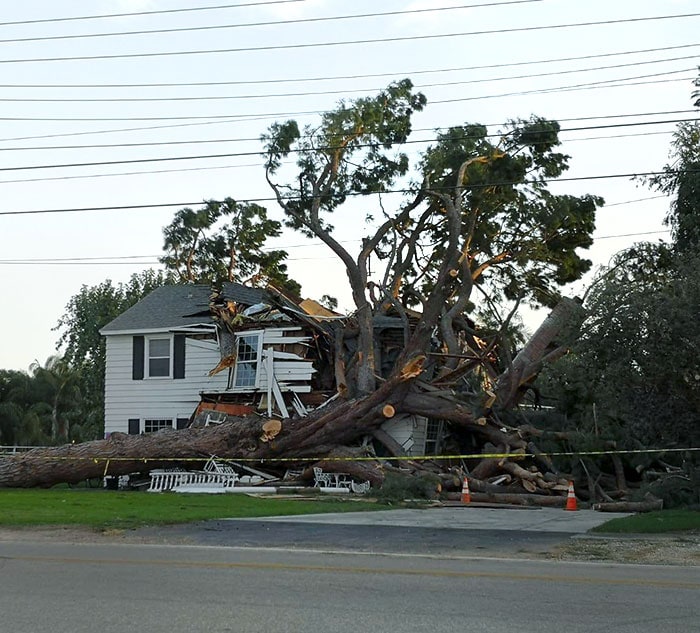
1, 540, 698, 633
130, 506, 632, 557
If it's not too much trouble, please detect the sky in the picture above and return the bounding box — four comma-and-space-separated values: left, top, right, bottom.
0, 0, 698, 372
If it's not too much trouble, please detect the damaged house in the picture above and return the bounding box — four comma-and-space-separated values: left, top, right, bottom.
99, 283, 439, 458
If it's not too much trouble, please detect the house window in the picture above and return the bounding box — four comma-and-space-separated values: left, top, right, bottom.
425, 419, 444, 455
143, 418, 173, 433
233, 333, 261, 388
147, 337, 171, 377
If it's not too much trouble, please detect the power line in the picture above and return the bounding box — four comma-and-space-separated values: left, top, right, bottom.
0, 2, 545, 45
435, 73, 695, 105
1, 43, 697, 90
0, 116, 694, 153
603, 195, 666, 207
0, 116, 696, 169
1, 13, 698, 64
0, 73, 695, 125
0, 132, 676, 187
595, 229, 670, 240
1, 171, 695, 217
0, 1, 304, 27
0, 60, 694, 104
0, 164, 260, 186
0, 228, 673, 265
0, 107, 694, 146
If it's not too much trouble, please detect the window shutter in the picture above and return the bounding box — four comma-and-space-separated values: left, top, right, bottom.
176, 417, 189, 430
132, 336, 145, 380
173, 334, 186, 379
128, 418, 140, 435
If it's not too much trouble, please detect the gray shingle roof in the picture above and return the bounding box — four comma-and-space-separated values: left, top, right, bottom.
100, 283, 267, 334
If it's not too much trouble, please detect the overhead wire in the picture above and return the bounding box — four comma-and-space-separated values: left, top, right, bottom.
0, 73, 695, 124
0, 0, 304, 27
0, 107, 694, 146
0, 115, 694, 153
2, 170, 697, 216
0, 2, 546, 45
0, 226, 674, 265
1, 13, 699, 64
0, 115, 696, 170
0, 60, 695, 103
1, 43, 697, 90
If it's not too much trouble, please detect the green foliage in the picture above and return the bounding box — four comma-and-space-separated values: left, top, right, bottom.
417, 116, 601, 308
160, 197, 300, 294
639, 458, 700, 509
542, 246, 700, 459
646, 122, 700, 254
375, 471, 441, 502
263, 81, 602, 394
262, 79, 426, 236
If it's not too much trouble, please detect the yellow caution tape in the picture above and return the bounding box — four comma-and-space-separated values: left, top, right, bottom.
2, 447, 699, 464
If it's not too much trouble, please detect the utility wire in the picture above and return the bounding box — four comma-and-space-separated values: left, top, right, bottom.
0, 229, 673, 265
0, 2, 545, 45
1, 13, 699, 64
1, 43, 697, 89
0, 73, 694, 124
0, 1, 304, 27
0, 116, 694, 153
0, 116, 695, 170
0, 60, 694, 103
0, 108, 694, 146
438, 73, 695, 104
1, 171, 697, 216
0, 130, 679, 186
0, 130, 677, 186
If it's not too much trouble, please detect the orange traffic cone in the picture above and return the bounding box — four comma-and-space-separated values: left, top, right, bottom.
461, 477, 471, 504
565, 481, 578, 511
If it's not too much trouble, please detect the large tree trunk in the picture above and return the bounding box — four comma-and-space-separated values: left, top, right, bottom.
495, 297, 583, 409
0, 359, 420, 488
0, 300, 590, 494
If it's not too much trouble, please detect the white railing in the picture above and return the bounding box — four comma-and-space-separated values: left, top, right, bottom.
0, 445, 49, 455
148, 469, 239, 492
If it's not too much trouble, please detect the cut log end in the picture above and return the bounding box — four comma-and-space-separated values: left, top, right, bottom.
382, 404, 396, 419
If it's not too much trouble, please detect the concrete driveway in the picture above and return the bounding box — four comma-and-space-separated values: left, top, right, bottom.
240, 505, 630, 533
133, 504, 630, 557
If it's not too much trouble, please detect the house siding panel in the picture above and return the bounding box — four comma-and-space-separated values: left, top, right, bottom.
104, 334, 229, 436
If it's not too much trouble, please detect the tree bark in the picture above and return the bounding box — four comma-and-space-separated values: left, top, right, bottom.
495, 297, 582, 408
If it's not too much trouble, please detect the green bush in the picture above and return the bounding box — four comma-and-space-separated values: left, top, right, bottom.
375, 471, 441, 503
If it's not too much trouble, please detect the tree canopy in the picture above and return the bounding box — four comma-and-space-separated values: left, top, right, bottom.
542, 107, 700, 460
263, 79, 602, 394
159, 197, 300, 295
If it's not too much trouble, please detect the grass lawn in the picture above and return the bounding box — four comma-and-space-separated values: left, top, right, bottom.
0, 489, 379, 530
592, 509, 700, 534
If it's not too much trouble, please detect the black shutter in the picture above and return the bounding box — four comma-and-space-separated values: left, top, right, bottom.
176, 417, 189, 430
132, 336, 145, 380
128, 418, 140, 435
173, 334, 186, 379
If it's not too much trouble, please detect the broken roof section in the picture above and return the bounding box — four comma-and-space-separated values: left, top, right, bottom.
100, 283, 267, 335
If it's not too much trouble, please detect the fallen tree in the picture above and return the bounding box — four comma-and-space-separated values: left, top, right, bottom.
4, 81, 628, 504
1, 303, 588, 498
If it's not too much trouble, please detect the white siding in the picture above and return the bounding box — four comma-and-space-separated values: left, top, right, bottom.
104, 334, 228, 436
381, 415, 428, 457
104, 328, 318, 435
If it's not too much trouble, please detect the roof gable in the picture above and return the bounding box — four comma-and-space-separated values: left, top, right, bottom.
100, 283, 267, 334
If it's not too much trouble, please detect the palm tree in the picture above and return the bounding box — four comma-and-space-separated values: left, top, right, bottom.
29, 356, 82, 443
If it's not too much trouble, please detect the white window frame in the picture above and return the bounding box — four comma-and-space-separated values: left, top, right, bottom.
142, 418, 174, 433
146, 335, 172, 379
231, 331, 263, 390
